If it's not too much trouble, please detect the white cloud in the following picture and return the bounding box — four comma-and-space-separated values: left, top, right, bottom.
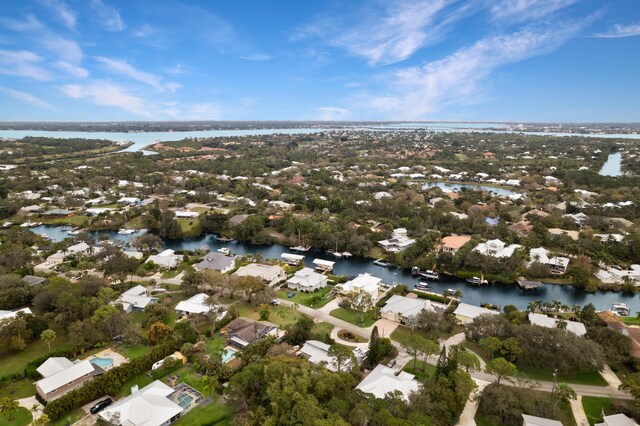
594, 23, 640, 38
54, 60, 89, 78
41, 36, 83, 64
89, 0, 124, 31
489, 0, 579, 22
315, 107, 351, 120
40, 0, 77, 30
366, 21, 588, 118
0, 49, 51, 80
0, 85, 53, 109
133, 24, 155, 37
164, 63, 187, 76
0, 15, 44, 32
95, 56, 177, 92
60, 81, 150, 116
240, 53, 273, 61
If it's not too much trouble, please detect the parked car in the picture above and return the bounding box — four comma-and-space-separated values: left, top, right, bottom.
287, 292, 296, 298
386, 359, 397, 368
271, 299, 280, 305
90, 397, 113, 414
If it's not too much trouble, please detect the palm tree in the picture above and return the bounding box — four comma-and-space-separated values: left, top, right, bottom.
556, 317, 568, 330
571, 304, 581, 319
0, 397, 20, 421
527, 301, 538, 314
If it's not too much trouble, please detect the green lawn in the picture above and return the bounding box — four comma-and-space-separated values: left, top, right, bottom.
205, 334, 227, 354
621, 316, 640, 326
238, 303, 302, 328
337, 330, 368, 343
276, 286, 334, 308
390, 325, 447, 347
330, 307, 377, 328
474, 412, 494, 426
0, 334, 76, 377
402, 359, 436, 381
48, 408, 85, 426
117, 344, 152, 359
116, 373, 155, 397
0, 407, 31, 426
310, 321, 334, 342
0, 378, 36, 399
174, 397, 232, 426
582, 396, 613, 425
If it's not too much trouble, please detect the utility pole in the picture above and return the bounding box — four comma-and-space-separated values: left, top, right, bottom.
552, 368, 558, 394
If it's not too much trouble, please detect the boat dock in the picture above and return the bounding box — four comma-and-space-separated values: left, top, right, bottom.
517, 278, 542, 290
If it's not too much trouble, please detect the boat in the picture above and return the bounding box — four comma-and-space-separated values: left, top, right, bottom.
341, 251, 353, 258
446, 289, 457, 296
466, 276, 489, 285
481, 303, 501, 311
327, 250, 343, 258
117, 228, 136, 235
290, 245, 311, 252
420, 270, 439, 280
217, 247, 231, 255
216, 236, 235, 242
67, 228, 81, 235
415, 282, 431, 290
373, 259, 390, 267
612, 303, 630, 316
20, 221, 41, 228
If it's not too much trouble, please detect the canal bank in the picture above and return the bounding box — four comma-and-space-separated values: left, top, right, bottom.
30, 225, 636, 312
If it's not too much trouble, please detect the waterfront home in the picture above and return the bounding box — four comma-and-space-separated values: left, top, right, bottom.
298, 340, 360, 372
116, 285, 158, 312
522, 414, 563, 426
380, 295, 447, 323
222, 317, 280, 349
528, 313, 587, 337
0, 307, 32, 322
175, 293, 216, 316
474, 239, 522, 258
194, 252, 235, 273
595, 265, 640, 285
233, 263, 286, 287
146, 249, 181, 269
35, 357, 103, 401
595, 413, 639, 426
287, 268, 328, 292
377, 228, 416, 253
99, 380, 183, 426
19, 204, 43, 214
228, 214, 248, 226
313, 258, 335, 273
355, 364, 419, 401
439, 235, 472, 254
528, 247, 570, 274
338, 273, 382, 301
453, 303, 499, 324
46, 242, 96, 263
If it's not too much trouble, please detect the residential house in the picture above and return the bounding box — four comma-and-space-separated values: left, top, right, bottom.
222, 317, 280, 349
528, 313, 587, 337
440, 235, 472, 254
194, 252, 235, 273
595, 414, 639, 426
548, 228, 580, 241
339, 273, 382, 301
522, 414, 563, 426
528, 247, 570, 274
509, 222, 533, 237
453, 303, 499, 324
474, 239, 522, 258
175, 293, 216, 316
233, 263, 286, 287
99, 380, 183, 426
298, 340, 360, 372
35, 357, 103, 401
22, 275, 45, 286
146, 249, 181, 269
46, 242, 95, 264
355, 364, 419, 401
377, 228, 416, 253
287, 268, 328, 292
228, 214, 248, 226
0, 307, 33, 322
374, 191, 392, 200
116, 285, 158, 312
380, 295, 447, 323
563, 212, 589, 226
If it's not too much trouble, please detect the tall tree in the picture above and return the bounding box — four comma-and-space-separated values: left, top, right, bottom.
40, 329, 56, 351
485, 357, 517, 385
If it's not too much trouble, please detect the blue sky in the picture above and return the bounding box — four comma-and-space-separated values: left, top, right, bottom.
0, 0, 639, 122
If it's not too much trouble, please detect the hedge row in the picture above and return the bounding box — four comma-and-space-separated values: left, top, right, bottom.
44, 340, 181, 420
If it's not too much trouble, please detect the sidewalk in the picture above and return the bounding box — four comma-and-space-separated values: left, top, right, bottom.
571, 395, 589, 426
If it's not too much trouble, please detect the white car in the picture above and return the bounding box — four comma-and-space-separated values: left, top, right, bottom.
271, 299, 280, 306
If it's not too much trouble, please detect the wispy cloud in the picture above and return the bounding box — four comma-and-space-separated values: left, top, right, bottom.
489, 0, 580, 22
294, 0, 473, 66
0, 49, 51, 80
40, 0, 77, 30
54, 60, 89, 78
0, 85, 53, 109
315, 107, 350, 120
594, 23, 640, 38
0, 15, 44, 32
89, 0, 124, 31
60, 80, 149, 116
240, 53, 272, 61
95, 56, 178, 92
366, 20, 589, 118
164, 63, 187, 76
41, 36, 83, 64
133, 24, 155, 37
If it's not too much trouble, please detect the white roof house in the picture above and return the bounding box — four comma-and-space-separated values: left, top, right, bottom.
0, 307, 33, 321
522, 414, 563, 426
99, 380, 183, 426
340, 273, 382, 301
146, 249, 180, 269
595, 413, 639, 426
453, 303, 499, 324
474, 239, 521, 258
35, 359, 100, 401
233, 263, 286, 286
36, 357, 75, 378
175, 293, 216, 315
298, 340, 356, 372
355, 364, 419, 401
378, 228, 416, 253
528, 247, 570, 274
117, 285, 158, 312
287, 268, 328, 292
528, 313, 587, 337
312, 258, 335, 272
381, 295, 447, 323
374, 191, 392, 200
46, 242, 94, 263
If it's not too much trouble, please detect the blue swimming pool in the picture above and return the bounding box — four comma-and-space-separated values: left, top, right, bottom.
221, 348, 237, 364
90, 357, 114, 368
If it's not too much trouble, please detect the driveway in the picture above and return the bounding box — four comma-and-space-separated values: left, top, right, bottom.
456, 378, 491, 426
17, 396, 42, 421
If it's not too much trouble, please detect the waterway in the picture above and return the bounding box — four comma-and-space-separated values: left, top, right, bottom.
599, 152, 623, 177
419, 182, 519, 197
30, 225, 636, 312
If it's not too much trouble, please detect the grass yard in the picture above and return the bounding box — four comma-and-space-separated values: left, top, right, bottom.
621, 316, 640, 326
390, 325, 449, 347
402, 359, 436, 381
582, 396, 613, 425
474, 412, 494, 426
177, 218, 202, 237
276, 286, 334, 308
310, 321, 334, 341
0, 407, 31, 426
116, 343, 152, 359
0, 378, 36, 399
238, 303, 302, 328
330, 307, 377, 328
205, 334, 227, 354
174, 397, 232, 426
116, 373, 155, 397
48, 408, 85, 426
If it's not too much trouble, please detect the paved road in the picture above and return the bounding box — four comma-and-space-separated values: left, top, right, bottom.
280, 298, 633, 400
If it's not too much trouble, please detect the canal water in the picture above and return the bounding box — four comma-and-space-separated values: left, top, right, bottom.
599, 152, 623, 176
31, 225, 636, 312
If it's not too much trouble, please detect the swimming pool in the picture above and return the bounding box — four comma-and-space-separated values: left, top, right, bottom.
90, 357, 114, 368
177, 393, 193, 409
221, 348, 237, 364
